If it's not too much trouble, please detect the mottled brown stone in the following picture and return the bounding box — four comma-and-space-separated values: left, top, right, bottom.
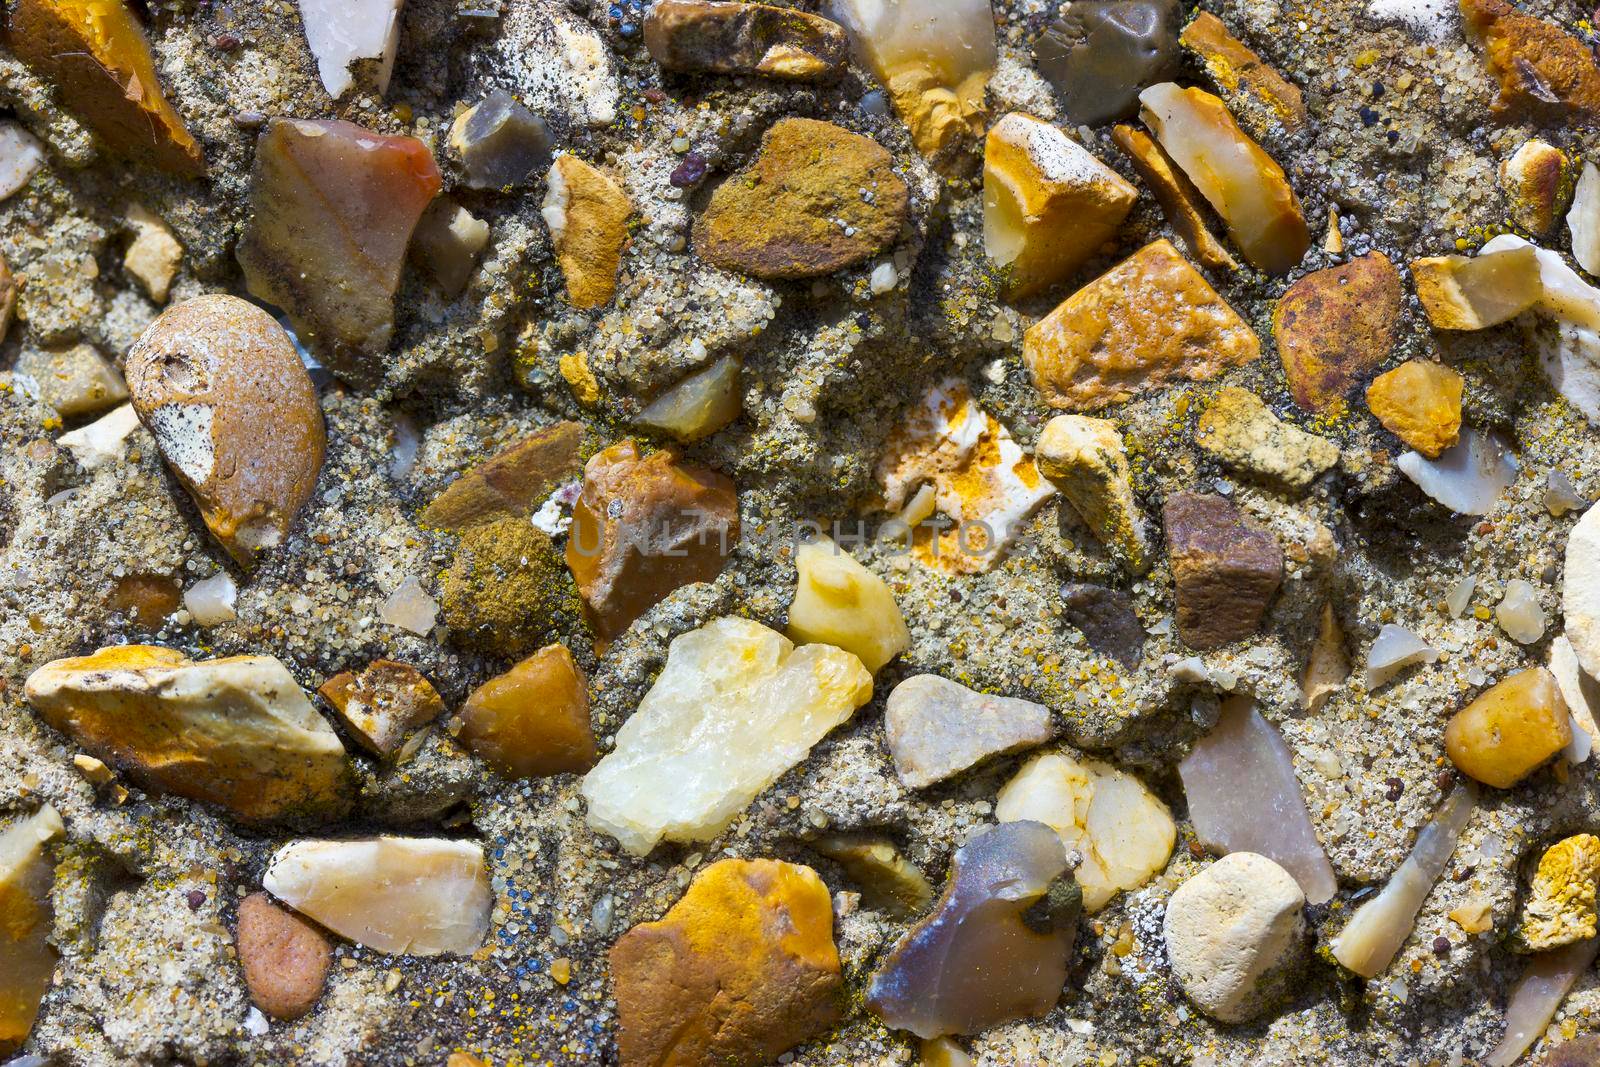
644, 0, 847, 80
1164, 492, 1283, 650
420, 422, 583, 532
318, 660, 444, 757
235, 892, 331, 1020
1461, 0, 1600, 117
1273, 252, 1402, 413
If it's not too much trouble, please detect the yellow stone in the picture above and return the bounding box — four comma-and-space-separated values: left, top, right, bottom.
1412, 246, 1543, 330
1179, 12, 1308, 133
542, 155, 632, 309
1445, 667, 1571, 789
458, 643, 596, 779
1450, 898, 1495, 934
1024, 239, 1260, 411
1035, 414, 1149, 573
983, 112, 1137, 300
317, 659, 444, 757
0, 806, 64, 1054
1109, 123, 1237, 272
1519, 834, 1600, 951
24, 646, 353, 823
1365, 360, 1464, 459
787, 536, 910, 673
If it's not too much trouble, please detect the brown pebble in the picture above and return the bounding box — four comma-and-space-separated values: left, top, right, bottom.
235, 892, 332, 1020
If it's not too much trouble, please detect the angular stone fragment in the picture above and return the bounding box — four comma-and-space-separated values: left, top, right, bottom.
811, 835, 933, 918
237, 119, 441, 387
1446, 667, 1571, 789
1036, 414, 1149, 571
875, 379, 1056, 573
611, 859, 842, 1067
566, 440, 738, 640
318, 660, 444, 757
1109, 123, 1237, 271
264, 837, 491, 956
1488, 940, 1600, 1067
297, 0, 403, 100
441, 517, 578, 657
787, 537, 908, 673
1179, 697, 1338, 904
123, 204, 182, 304
1572, 163, 1600, 278
0, 805, 64, 1054
542, 155, 632, 309
450, 90, 552, 190
582, 618, 872, 855
866, 821, 1080, 1038
1550, 635, 1600, 763
126, 295, 326, 566
108, 573, 182, 628
25, 646, 352, 823
1024, 239, 1259, 411
1365, 360, 1464, 458
885, 674, 1051, 788
459, 644, 595, 779
235, 891, 332, 1020
420, 422, 582, 532
1331, 784, 1476, 978
983, 113, 1137, 300
1034, 0, 1180, 127
1498, 579, 1548, 644
1365, 623, 1439, 689
1302, 603, 1349, 714
1139, 84, 1307, 275
1164, 852, 1306, 1023
0, 251, 15, 342
56, 402, 139, 469
1412, 246, 1543, 330
1195, 386, 1339, 493
1275, 251, 1403, 412
410, 197, 490, 298
5, 0, 204, 175
14, 343, 128, 419
1477, 234, 1600, 425
1179, 13, 1306, 133
1545, 1035, 1600, 1067
1502, 139, 1572, 236
644, 1, 848, 80
830, 0, 997, 166
1396, 427, 1520, 515
997, 750, 1175, 912
0, 121, 44, 203
1517, 834, 1600, 952
1460, 0, 1600, 117
636, 355, 742, 442
1061, 583, 1146, 667
695, 118, 909, 280
1164, 492, 1282, 650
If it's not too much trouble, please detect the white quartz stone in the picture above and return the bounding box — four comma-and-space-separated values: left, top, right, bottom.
1487, 937, 1600, 1067
1496, 579, 1547, 644
1395, 427, 1519, 516
0, 121, 44, 201
1365, 624, 1439, 690
380, 575, 438, 636
184, 571, 238, 627
1550, 635, 1600, 764
57, 403, 141, 469
297, 0, 404, 99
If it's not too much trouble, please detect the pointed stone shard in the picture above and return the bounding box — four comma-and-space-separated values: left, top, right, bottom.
297, 0, 404, 100
611, 859, 843, 1067
237, 119, 441, 388
420, 421, 583, 532
1037, 414, 1150, 571
0, 805, 64, 1055
1412, 246, 1543, 330
264, 837, 491, 956
542, 155, 632, 309
885, 674, 1051, 788
1178, 12, 1307, 133
1488, 938, 1600, 1067
25, 646, 353, 824
866, 821, 1080, 1038
581, 617, 873, 855
318, 660, 444, 757
1301, 603, 1349, 713
1110, 123, 1237, 271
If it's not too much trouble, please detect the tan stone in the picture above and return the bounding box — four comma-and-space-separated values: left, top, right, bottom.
235, 892, 331, 1020
459, 644, 596, 778
419, 421, 583, 532
1273, 252, 1402, 413
4, 0, 204, 175
14, 343, 128, 419
565, 440, 738, 639
1461, 0, 1600, 117
1517, 834, 1600, 951
123, 204, 182, 304
0, 806, 64, 1054
787, 537, 909, 673
409, 197, 490, 298
0, 251, 15, 341
643, 0, 848, 80
1412, 246, 1543, 330
611, 859, 842, 1067
1500, 140, 1572, 235
1179, 12, 1307, 133
1365, 360, 1464, 458
1301, 603, 1349, 714
24, 646, 353, 823
1195, 387, 1339, 493
1036, 414, 1149, 572
126, 295, 326, 566
1109, 124, 1237, 272
1024, 239, 1259, 411
983, 113, 1137, 300
318, 660, 444, 757
811, 835, 933, 918
542, 155, 632, 309
695, 118, 909, 280
1445, 667, 1571, 788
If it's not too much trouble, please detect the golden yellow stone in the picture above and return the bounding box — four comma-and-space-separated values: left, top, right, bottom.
1518, 834, 1600, 951
1024, 239, 1259, 411
1109, 123, 1237, 272
786, 536, 910, 673
543, 156, 633, 309
1035, 414, 1149, 573
1179, 12, 1307, 133
458, 643, 596, 779
1445, 667, 1571, 789
0, 806, 63, 1054
1365, 360, 1464, 459
1412, 247, 1543, 330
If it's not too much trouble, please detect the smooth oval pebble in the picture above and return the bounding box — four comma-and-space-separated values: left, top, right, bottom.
125, 295, 326, 566
235, 891, 332, 1020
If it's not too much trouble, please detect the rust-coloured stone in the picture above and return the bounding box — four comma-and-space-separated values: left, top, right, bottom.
0, 251, 16, 341
1274, 251, 1402, 413
318, 660, 444, 757
610, 858, 842, 1067
107, 573, 182, 628
1461, 0, 1600, 117
644, 0, 848, 80
5, 0, 205, 175
235, 892, 332, 1020
459, 644, 595, 778
694, 118, 909, 280
1024, 239, 1259, 411
1164, 491, 1283, 650
237, 119, 442, 388
566, 440, 739, 639
420, 422, 583, 531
